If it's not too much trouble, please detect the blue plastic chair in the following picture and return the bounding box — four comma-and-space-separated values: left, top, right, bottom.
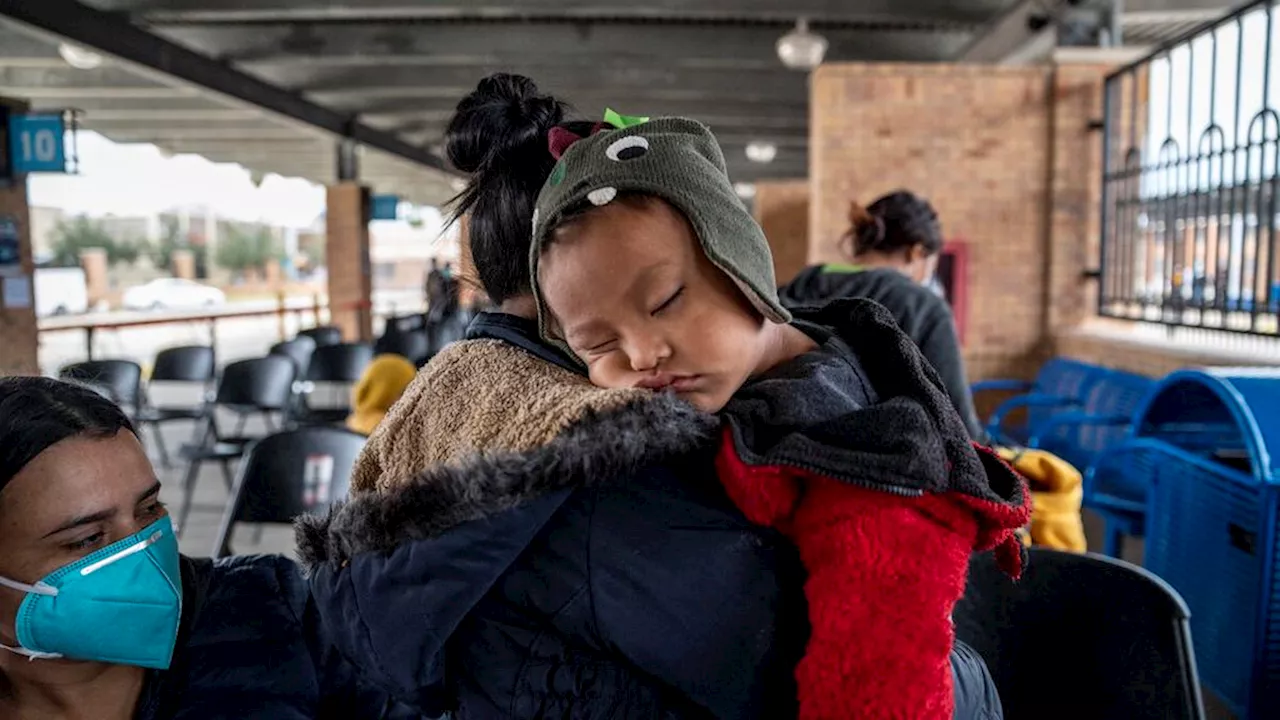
973, 358, 1105, 446
1101, 369, 1280, 719
1023, 369, 1155, 557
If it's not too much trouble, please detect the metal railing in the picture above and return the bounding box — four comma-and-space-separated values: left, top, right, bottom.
1100, 0, 1279, 337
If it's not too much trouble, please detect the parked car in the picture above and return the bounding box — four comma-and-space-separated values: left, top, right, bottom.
33, 267, 89, 317
122, 278, 226, 311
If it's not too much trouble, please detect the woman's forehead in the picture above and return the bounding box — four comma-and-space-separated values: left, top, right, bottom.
0, 432, 152, 531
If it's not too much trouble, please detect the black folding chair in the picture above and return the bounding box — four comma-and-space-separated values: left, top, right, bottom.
59, 360, 142, 414
374, 328, 430, 367
270, 336, 317, 378
298, 325, 343, 348
134, 346, 216, 469
212, 427, 365, 558
954, 548, 1206, 720
177, 355, 296, 536
297, 342, 374, 425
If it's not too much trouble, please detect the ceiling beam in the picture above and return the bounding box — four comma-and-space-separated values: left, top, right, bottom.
153, 22, 967, 66
0, 0, 453, 173
89, 0, 998, 27
286, 65, 816, 101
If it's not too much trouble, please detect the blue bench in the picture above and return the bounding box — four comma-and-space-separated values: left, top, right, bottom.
973, 358, 1106, 447
1094, 369, 1280, 720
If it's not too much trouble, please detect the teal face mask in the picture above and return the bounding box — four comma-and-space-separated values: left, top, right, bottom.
0, 516, 183, 669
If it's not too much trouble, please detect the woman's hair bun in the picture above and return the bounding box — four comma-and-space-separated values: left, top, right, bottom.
848, 201, 886, 253
445, 73, 567, 175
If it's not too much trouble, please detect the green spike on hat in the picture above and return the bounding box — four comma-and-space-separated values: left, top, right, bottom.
529, 116, 791, 350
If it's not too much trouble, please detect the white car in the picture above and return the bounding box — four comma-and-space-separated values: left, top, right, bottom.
122, 278, 227, 311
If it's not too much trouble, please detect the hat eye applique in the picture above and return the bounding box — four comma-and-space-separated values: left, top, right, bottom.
605, 135, 650, 162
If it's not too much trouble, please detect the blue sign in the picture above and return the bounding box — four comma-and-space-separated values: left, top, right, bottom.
369, 194, 400, 221
7, 114, 67, 174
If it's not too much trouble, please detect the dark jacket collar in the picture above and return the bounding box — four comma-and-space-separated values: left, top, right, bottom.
465, 311, 580, 372
723, 298, 1024, 510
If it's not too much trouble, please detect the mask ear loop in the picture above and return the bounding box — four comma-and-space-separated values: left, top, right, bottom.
0, 575, 63, 662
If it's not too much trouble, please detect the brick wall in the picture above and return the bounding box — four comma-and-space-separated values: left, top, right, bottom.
810, 64, 1056, 382
0, 99, 38, 375
752, 180, 810, 285
325, 183, 373, 341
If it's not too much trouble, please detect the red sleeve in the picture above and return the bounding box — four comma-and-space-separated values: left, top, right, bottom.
790, 484, 980, 720
716, 429, 1021, 720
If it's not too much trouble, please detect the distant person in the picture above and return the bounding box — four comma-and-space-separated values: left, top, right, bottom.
424, 258, 445, 318
346, 354, 417, 436
780, 191, 984, 440
0, 377, 420, 720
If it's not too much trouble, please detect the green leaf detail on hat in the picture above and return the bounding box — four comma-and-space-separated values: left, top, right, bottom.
549, 160, 567, 187
604, 108, 650, 129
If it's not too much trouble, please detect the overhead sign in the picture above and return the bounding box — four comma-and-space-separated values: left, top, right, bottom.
369, 194, 400, 221
7, 113, 67, 174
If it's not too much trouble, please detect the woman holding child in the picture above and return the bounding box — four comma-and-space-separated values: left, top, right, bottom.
298, 74, 1023, 719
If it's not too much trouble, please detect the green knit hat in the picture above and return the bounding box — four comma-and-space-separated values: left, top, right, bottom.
529, 117, 791, 346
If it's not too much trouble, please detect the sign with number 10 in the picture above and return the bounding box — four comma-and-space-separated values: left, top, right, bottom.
7, 114, 67, 174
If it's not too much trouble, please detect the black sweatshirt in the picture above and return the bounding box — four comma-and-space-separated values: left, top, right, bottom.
779, 265, 984, 441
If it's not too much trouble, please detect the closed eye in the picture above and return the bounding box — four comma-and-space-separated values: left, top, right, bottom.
584, 338, 618, 355
652, 287, 684, 316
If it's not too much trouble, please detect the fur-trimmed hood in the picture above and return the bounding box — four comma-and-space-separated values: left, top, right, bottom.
298, 391, 717, 571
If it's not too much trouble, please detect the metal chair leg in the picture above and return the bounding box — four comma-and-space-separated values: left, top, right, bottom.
219, 461, 235, 491
177, 458, 202, 539
151, 422, 173, 470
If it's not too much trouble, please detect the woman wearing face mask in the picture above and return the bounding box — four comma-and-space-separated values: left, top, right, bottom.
780, 192, 983, 440
0, 376, 419, 720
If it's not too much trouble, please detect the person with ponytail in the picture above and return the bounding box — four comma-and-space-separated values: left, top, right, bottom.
300, 75, 1010, 720
781, 192, 984, 440
298, 75, 809, 719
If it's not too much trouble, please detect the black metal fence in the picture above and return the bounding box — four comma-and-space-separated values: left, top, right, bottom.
1101, 0, 1279, 336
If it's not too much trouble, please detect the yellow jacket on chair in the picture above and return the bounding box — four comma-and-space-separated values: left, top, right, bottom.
995, 447, 1088, 553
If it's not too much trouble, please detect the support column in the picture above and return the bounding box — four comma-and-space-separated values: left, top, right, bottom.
0, 98, 39, 375
752, 180, 810, 286
325, 182, 372, 341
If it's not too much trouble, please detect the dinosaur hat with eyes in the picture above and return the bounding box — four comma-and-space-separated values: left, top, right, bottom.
529, 116, 791, 342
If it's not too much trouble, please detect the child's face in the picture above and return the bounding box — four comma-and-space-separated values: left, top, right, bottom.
539, 198, 771, 412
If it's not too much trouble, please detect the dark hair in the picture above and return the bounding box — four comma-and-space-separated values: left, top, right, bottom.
0, 376, 137, 494
444, 74, 598, 303
848, 191, 943, 258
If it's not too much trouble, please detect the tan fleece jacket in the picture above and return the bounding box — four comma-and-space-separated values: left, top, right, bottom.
351, 339, 647, 494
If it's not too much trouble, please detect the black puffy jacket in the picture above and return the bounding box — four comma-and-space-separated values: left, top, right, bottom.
298, 313, 1004, 719
132, 554, 419, 720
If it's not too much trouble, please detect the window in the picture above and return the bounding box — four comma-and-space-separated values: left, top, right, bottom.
1100, 0, 1279, 336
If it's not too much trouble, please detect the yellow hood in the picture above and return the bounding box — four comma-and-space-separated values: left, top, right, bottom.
346, 354, 418, 436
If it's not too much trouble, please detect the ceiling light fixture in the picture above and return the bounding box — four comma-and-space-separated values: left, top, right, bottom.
776, 18, 828, 71
58, 42, 103, 70
449, 177, 468, 192
734, 183, 757, 200
745, 141, 777, 164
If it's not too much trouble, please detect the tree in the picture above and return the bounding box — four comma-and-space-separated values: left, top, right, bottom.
115, 236, 145, 267
150, 216, 185, 272
50, 216, 119, 267
215, 224, 283, 274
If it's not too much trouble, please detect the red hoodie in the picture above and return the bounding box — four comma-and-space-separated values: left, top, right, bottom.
715, 298, 1030, 720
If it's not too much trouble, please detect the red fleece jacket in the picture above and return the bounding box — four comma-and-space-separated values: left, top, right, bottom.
715, 299, 1031, 720
717, 438, 1029, 720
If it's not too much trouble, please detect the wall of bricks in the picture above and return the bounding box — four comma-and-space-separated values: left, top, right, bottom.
325, 183, 373, 341
809, 63, 1057, 382
752, 180, 810, 285
808, 60, 1271, 386
0, 99, 38, 376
